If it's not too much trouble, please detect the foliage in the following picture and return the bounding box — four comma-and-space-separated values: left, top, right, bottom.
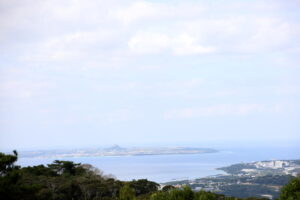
150, 187, 268, 200
0, 150, 19, 175
245, 175, 292, 185
119, 184, 136, 200
47, 160, 82, 176
278, 175, 300, 200
218, 184, 277, 199
217, 164, 256, 175
129, 179, 159, 196
162, 185, 176, 192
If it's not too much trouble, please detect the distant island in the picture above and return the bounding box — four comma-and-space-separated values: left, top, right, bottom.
19, 145, 218, 158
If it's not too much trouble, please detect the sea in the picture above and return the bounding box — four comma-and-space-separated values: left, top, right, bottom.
17, 146, 300, 183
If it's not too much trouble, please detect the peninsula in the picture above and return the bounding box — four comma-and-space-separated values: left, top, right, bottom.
19, 145, 218, 158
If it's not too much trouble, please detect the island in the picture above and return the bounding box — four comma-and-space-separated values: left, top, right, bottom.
19, 145, 218, 158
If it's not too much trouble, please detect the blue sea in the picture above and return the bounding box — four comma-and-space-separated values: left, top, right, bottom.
17, 146, 300, 183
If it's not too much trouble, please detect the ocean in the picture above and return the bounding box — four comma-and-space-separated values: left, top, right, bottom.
17, 146, 300, 183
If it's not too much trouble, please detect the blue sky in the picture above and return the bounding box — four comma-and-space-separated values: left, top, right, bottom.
0, 0, 300, 150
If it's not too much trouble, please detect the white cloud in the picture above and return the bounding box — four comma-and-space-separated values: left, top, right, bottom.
95, 82, 138, 93
237, 18, 293, 52
19, 28, 120, 62
92, 79, 205, 95
111, 2, 164, 24
128, 32, 170, 54
128, 32, 215, 55
275, 85, 300, 95
180, 16, 297, 53
0, 1, 300, 149
113, 1, 299, 55
1, 0, 298, 65
0, 80, 56, 99
172, 34, 216, 55
110, 1, 205, 24
164, 104, 285, 119
107, 109, 137, 123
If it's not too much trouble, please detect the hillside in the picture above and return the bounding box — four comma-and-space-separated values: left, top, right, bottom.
165, 159, 300, 199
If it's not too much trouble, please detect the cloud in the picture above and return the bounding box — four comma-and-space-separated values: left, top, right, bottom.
0, 1, 300, 149
110, 1, 205, 24
128, 32, 215, 55
0, 80, 56, 99
107, 109, 137, 123
128, 32, 170, 54
180, 16, 297, 53
115, 1, 299, 55
237, 18, 293, 52
172, 34, 216, 55
57, 108, 138, 125
19, 28, 120, 62
94, 82, 138, 93
164, 104, 285, 119
111, 1, 165, 24
92, 79, 205, 95
1, 0, 298, 66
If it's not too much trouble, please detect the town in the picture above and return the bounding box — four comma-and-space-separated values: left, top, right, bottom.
163, 159, 300, 199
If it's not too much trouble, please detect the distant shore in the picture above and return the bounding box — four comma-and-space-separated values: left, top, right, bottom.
19, 145, 218, 159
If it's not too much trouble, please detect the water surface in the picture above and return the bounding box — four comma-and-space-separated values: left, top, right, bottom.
17, 147, 300, 183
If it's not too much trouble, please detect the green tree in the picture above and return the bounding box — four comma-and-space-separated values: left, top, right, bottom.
194, 190, 218, 200
120, 184, 136, 200
150, 191, 169, 200
162, 185, 175, 192
130, 179, 159, 196
279, 176, 300, 200
0, 150, 19, 175
48, 160, 81, 176
0, 151, 37, 200
167, 186, 194, 200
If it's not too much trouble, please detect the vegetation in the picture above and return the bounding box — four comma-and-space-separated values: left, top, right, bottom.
165, 174, 293, 199
120, 184, 136, 200
0, 151, 299, 200
218, 184, 276, 199
217, 163, 257, 175
278, 176, 300, 200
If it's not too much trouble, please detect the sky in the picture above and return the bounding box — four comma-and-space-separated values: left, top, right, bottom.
0, 0, 300, 151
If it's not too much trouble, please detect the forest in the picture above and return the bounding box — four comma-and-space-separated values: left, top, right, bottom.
0, 151, 299, 200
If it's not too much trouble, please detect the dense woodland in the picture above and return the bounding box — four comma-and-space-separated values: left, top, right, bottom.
0, 151, 299, 200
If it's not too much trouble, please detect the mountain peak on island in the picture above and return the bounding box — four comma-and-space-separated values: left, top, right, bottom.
104, 145, 126, 151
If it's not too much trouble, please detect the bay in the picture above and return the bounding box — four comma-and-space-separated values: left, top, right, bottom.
17, 146, 300, 183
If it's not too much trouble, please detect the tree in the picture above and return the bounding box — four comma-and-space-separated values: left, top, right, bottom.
0, 150, 19, 176
169, 186, 194, 200
279, 175, 300, 200
48, 160, 81, 176
119, 184, 136, 200
129, 179, 159, 196
194, 190, 219, 200
0, 151, 37, 200
162, 185, 175, 192
150, 191, 169, 200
